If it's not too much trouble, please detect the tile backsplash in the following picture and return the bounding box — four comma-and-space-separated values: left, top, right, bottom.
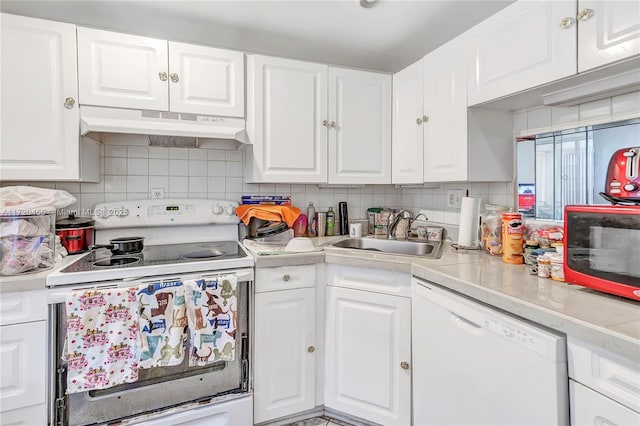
1, 134, 514, 224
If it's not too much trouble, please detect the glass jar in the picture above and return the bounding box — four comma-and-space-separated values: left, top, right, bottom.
537, 254, 552, 278
480, 204, 510, 256
550, 253, 565, 282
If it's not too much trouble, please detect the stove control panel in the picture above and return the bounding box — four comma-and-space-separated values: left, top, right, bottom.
93, 199, 240, 229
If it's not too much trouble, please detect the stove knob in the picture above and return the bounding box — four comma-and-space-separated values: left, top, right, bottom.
623, 182, 639, 192
213, 205, 223, 215
225, 206, 235, 215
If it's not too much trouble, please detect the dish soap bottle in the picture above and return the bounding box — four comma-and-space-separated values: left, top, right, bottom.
326, 206, 335, 236
306, 202, 316, 237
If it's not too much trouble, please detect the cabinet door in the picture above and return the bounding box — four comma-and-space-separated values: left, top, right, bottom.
392, 59, 424, 184
246, 55, 328, 183
254, 288, 316, 423
328, 68, 391, 184
578, 0, 640, 72
325, 286, 411, 425
570, 381, 640, 426
168, 42, 244, 117
0, 13, 79, 180
78, 27, 168, 110
468, 0, 577, 106
0, 321, 47, 412
423, 37, 469, 182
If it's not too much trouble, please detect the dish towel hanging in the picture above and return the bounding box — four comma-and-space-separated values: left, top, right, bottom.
185, 274, 238, 366
64, 288, 140, 394
137, 280, 187, 368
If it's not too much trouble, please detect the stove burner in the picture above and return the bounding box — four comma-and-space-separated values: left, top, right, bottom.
93, 257, 140, 267
182, 249, 225, 259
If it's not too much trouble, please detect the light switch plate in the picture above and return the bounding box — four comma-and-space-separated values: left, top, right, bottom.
447, 189, 464, 209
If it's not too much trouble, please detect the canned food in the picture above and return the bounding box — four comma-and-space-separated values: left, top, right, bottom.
502, 212, 524, 264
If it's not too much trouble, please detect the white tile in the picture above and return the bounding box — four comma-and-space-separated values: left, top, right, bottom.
169, 159, 189, 176
126, 192, 147, 200
80, 181, 104, 193
305, 184, 319, 194
432, 193, 445, 209
421, 192, 433, 207
242, 183, 260, 193
208, 161, 226, 176
319, 193, 334, 209
444, 210, 460, 225
104, 175, 127, 193
127, 158, 149, 176
291, 194, 306, 208
127, 146, 148, 158
149, 176, 169, 190
360, 185, 373, 194
224, 160, 243, 177
188, 148, 208, 160
207, 177, 226, 192
259, 184, 276, 194
104, 193, 126, 202
226, 151, 242, 162
291, 184, 306, 193
207, 150, 226, 161
170, 176, 189, 193
104, 157, 127, 175
127, 175, 149, 193
360, 193, 373, 208
189, 177, 207, 193
428, 210, 444, 222
226, 177, 243, 193
347, 193, 361, 207
80, 193, 104, 212
169, 147, 189, 159
169, 192, 188, 199
207, 192, 226, 200
226, 192, 242, 203
149, 159, 169, 176
489, 182, 507, 195
470, 183, 489, 195
188, 160, 207, 177
148, 147, 169, 159
188, 192, 207, 199
372, 194, 385, 207
488, 194, 509, 206
55, 182, 80, 193
275, 184, 291, 194
385, 194, 399, 206
104, 145, 127, 158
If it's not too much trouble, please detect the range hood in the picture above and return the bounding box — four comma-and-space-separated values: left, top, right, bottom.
80, 106, 249, 143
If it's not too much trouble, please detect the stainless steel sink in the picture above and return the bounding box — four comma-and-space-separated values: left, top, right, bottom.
327, 237, 443, 259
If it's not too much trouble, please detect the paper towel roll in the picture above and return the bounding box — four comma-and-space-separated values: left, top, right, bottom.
458, 197, 481, 248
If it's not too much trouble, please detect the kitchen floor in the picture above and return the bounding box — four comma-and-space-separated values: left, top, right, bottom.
284, 416, 356, 426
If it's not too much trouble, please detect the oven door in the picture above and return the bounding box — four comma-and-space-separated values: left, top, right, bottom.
564, 206, 640, 300
49, 269, 252, 426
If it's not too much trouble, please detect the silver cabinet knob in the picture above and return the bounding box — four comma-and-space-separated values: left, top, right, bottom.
416, 117, 423, 125
159, 71, 168, 81
400, 361, 410, 370
282, 274, 290, 282
423, 115, 429, 123
560, 17, 575, 29
322, 120, 329, 127
170, 73, 180, 83
307, 346, 315, 353
63, 97, 76, 109
577, 8, 594, 21
329, 121, 336, 128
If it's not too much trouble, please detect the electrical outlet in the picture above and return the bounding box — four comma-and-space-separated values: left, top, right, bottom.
447, 189, 464, 209
151, 188, 164, 199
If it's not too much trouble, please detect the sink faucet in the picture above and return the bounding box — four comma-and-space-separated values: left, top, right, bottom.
388, 210, 413, 240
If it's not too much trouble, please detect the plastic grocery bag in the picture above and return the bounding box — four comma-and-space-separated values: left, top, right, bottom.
0, 186, 76, 211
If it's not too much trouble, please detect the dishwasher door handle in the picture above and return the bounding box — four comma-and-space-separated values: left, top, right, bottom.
450, 311, 482, 329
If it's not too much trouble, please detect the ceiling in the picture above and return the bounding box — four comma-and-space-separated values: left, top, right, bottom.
0, 0, 514, 73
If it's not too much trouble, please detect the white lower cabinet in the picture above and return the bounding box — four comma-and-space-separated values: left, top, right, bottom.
324, 285, 411, 425
253, 266, 317, 424
570, 380, 640, 426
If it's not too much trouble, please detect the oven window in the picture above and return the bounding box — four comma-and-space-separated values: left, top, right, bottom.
566, 212, 640, 287
516, 118, 640, 220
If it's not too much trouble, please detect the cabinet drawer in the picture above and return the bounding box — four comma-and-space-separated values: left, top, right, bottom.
0, 321, 47, 412
255, 265, 316, 293
0, 290, 47, 326
570, 380, 640, 426
326, 264, 411, 297
568, 336, 640, 412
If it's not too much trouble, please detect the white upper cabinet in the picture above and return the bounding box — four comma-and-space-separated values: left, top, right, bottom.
78, 28, 244, 116
0, 13, 80, 181
78, 27, 169, 110
578, 0, 640, 72
246, 55, 391, 184
468, 0, 577, 106
423, 36, 469, 182
328, 68, 392, 184
245, 55, 328, 183
392, 60, 424, 184
168, 42, 244, 116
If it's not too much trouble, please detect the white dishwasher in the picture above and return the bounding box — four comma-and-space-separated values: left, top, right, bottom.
412, 278, 569, 426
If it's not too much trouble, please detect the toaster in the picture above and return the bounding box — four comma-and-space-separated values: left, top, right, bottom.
602, 146, 640, 203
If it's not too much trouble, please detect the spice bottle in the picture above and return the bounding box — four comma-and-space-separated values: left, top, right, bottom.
326, 207, 335, 236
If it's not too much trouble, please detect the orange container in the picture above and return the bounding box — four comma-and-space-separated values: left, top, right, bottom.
502, 212, 524, 264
